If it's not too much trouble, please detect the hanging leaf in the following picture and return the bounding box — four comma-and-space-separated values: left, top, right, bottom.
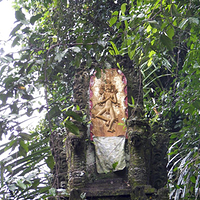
45, 156, 54, 170
15, 9, 26, 21
112, 161, 118, 170
166, 27, 175, 40
19, 140, 29, 153
65, 111, 83, 122
95, 67, 101, 79
19, 145, 27, 157
109, 16, 117, 27
160, 33, 174, 51
190, 176, 196, 184
30, 14, 42, 25
12, 36, 21, 47
65, 120, 79, 135
121, 3, 127, 14
10, 23, 23, 37
16, 179, 26, 190
46, 105, 61, 119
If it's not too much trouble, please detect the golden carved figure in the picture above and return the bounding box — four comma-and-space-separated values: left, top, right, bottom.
90, 69, 127, 137
95, 80, 118, 132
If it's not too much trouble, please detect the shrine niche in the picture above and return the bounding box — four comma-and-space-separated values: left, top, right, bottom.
50, 61, 169, 200
89, 69, 128, 174
90, 69, 127, 138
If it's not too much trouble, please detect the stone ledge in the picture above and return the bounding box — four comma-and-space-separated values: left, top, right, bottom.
83, 178, 130, 197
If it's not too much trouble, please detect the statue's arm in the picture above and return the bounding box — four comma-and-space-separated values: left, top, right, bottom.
111, 93, 117, 103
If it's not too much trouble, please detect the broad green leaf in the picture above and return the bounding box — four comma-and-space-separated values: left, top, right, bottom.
65, 120, 79, 135
8, 184, 18, 192
190, 176, 196, 184
39, 186, 51, 193
109, 16, 117, 27
170, 133, 177, 139
26, 62, 36, 74
55, 49, 67, 62
112, 11, 118, 16
166, 27, 175, 40
112, 161, 118, 170
171, 4, 181, 17
0, 94, 7, 104
46, 106, 61, 120
16, 179, 26, 190
20, 140, 28, 153
12, 36, 20, 47
95, 67, 101, 79
10, 23, 23, 37
19, 145, 27, 157
30, 14, 42, 25
149, 50, 156, 58
15, 9, 26, 21
19, 133, 31, 140
6, 165, 12, 174
76, 105, 80, 111
0, 65, 7, 77
121, 3, 127, 14
4, 139, 17, 152
65, 111, 83, 122
22, 27, 30, 33
45, 156, 54, 170
160, 34, 174, 51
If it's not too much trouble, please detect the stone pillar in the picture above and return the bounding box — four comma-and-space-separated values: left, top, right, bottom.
122, 56, 151, 199
66, 63, 89, 200
50, 129, 68, 189
65, 119, 87, 200
127, 106, 151, 200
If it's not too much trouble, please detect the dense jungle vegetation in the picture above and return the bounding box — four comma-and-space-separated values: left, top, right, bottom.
0, 0, 199, 199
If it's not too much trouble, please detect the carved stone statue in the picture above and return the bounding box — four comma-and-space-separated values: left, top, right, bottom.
90, 69, 127, 137
95, 80, 118, 132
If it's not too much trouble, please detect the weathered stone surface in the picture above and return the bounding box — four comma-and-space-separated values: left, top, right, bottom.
150, 132, 169, 189
50, 129, 68, 189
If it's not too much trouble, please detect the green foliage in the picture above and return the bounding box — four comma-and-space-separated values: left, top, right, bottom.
108, 0, 200, 199
0, 123, 52, 199
0, 0, 200, 199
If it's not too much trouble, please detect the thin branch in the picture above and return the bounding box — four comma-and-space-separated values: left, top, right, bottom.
149, 0, 162, 20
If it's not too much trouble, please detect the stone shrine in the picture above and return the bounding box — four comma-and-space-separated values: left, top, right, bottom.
50, 58, 168, 200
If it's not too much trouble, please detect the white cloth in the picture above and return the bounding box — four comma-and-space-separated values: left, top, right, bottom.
93, 136, 126, 174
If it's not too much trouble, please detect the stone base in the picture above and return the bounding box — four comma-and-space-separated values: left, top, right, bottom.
53, 178, 168, 200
